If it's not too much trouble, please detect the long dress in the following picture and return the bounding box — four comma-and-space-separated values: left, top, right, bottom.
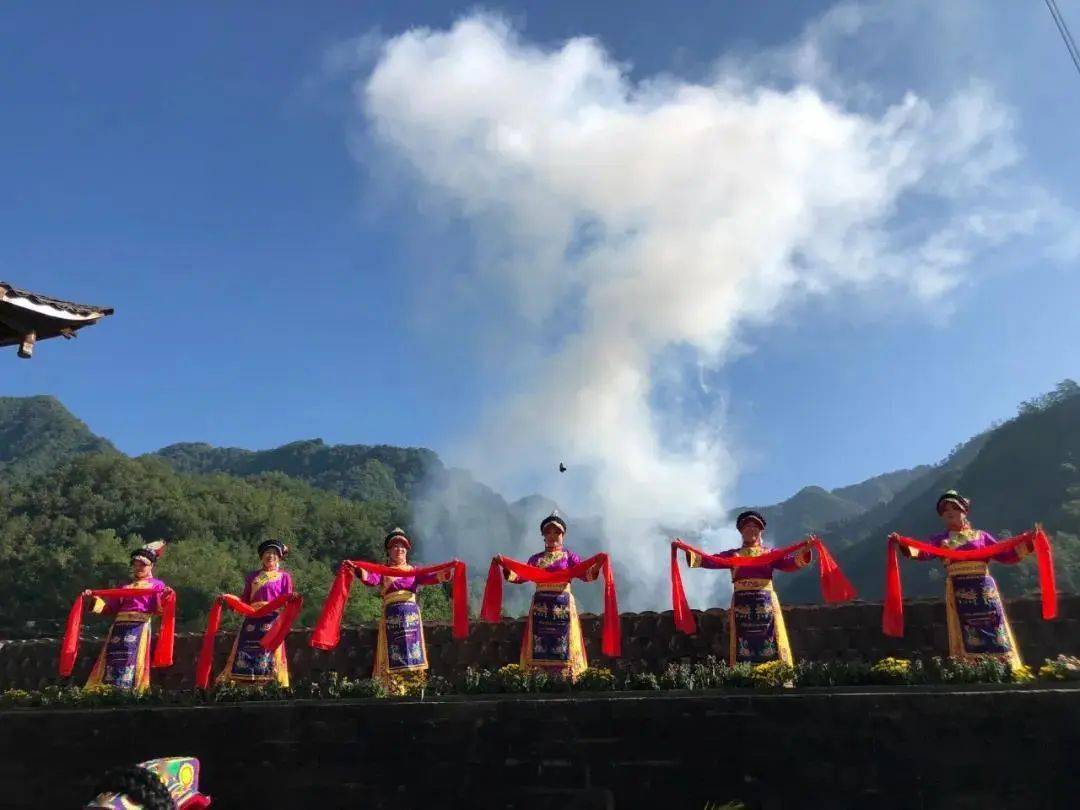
85, 578, 165, 693
687, 545, 812, 666
509, 549, 598, 680
902, 528, 1031, 667
359, 564, 450, 693
216, 568, 294, 687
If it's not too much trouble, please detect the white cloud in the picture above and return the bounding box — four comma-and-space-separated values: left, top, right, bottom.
342, 5, 1075, 608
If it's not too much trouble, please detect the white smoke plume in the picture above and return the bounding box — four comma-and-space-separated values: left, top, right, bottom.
342, 4, 1072, 609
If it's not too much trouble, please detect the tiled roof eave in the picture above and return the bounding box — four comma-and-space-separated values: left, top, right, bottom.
0, 282, 113, 321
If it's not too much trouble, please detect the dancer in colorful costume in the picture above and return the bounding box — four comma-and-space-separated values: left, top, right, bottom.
690, 511, 808, 664
671, 511, 856, 665
483, 512, 621, 680
884, 490, 1056, 667
310, 528, 468, 694
84, 756, 212, 809
215, 539, 296, 687
356, 528, 452, 692
73, 541, 175, 693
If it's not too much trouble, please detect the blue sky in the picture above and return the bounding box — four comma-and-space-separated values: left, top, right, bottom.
3, 1, 1080, 511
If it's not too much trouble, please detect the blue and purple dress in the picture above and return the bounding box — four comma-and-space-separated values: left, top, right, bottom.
688, 544, 812, 665
359, 564, 450, 692
903, 528, 1031, 666
508, 549, 597, 679
216, 568, 294, 687
85, 578, 166, 693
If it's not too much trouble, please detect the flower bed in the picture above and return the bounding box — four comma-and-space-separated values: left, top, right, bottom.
3, 654, 1073, 710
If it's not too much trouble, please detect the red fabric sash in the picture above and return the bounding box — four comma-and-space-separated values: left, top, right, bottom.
194, 592, 304, 689
59, 586, 176, 677
883, 528, 1056, 637
670, 537, 857, 635
480, 553, 621, 657
309, 559, 469, 650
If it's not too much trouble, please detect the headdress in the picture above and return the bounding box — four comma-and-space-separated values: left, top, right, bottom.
936, 490, 970, 515
257, 538, 289, 558
735, 510, 767, 531
131, 540, 167, 566
540, 511, 567, 533
384, 528, 411, 550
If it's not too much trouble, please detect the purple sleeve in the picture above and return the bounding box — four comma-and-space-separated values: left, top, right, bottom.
358, 567, 382, 587
772, 545, 813, 573
242, 572, 254, 604
147, 579, 165, 614
414, 567, 450, 586
902, 534, 940, 562
699, 549, 735, 570
567, 550, 583, 567
985, 530, 1028, 564
283, 571, 294, 595
771, 552, 800, 573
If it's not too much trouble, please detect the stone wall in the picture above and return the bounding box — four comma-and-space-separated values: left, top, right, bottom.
2, 595, 1077, 691
1, 685, 1078, 809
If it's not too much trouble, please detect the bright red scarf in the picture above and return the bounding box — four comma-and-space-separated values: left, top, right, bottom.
309, 559, 469, 650
194, 592, 304, 689
480, 553, 621, 657
59, 586, 176, 677
883, 528, 1056, 637
670, 537, 857, 635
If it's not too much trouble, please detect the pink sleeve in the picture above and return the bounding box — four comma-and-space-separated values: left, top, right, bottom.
358, 568, 382, 587
242, 573, 254, 604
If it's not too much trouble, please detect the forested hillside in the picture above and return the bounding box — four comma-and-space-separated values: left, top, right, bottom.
781, 381, 1080, 602
1, 382, 1077, 637
0, 451, 451, 634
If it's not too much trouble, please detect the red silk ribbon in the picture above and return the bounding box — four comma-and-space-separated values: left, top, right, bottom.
194, 592, 304, 689
670, 537, 857, 635
883, 528, 1056, 637
59, 586, 176, 677
310, 559, 469, 650
480, 553, 621, 657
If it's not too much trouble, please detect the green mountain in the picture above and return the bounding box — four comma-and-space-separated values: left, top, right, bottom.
737, 485, 865, 545
732, 465, 933, 548
831, 466, 934, 511
153, 439, 438, 505
154, 440, 533, 565
781, 381, 1080, 602
153, 442, 602, 612
0, 452, 455, 635
0, 395, 115, 481
1, 382, 1077, 638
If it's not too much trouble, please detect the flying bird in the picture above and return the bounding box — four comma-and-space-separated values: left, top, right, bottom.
559, 463, 567, 473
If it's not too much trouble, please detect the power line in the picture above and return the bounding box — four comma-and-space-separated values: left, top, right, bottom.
1045, 0, 1080, 78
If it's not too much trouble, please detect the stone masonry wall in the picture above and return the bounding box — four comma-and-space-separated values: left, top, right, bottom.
1, 595, 1077, 691
1, 686, 1078, 809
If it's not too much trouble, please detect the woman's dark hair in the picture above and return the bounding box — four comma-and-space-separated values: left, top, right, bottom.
91, 765, 175, 809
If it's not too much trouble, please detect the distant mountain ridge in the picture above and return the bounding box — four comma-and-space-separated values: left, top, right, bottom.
731, 466, 934, 550
0, 382, 1076, 627
781, 381, 1080, 602
0, 395, 116, 481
